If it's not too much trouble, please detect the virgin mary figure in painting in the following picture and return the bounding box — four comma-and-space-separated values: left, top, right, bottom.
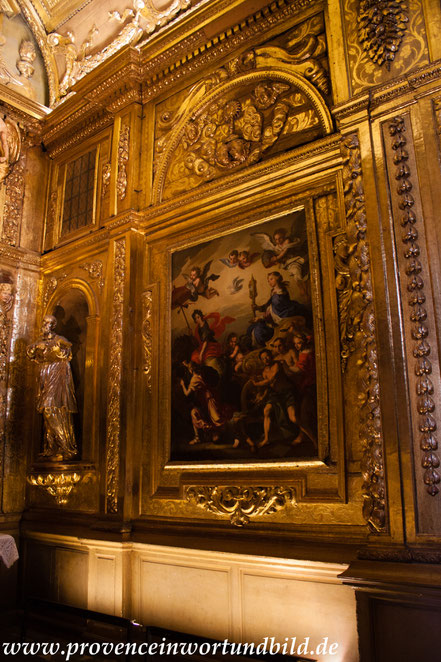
248, 271, 310, 346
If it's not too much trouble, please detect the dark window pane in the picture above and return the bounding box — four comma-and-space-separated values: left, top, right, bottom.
61, 148, 97, 236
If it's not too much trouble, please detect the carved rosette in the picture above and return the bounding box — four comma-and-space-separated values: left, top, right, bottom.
186, 486, 295, 527
388, 117, 440, 496
80, 260, 105, 291
117, 126, 130, 201
105, 238, 126, 513
339, 134, 387, 532
357, 0, 409, 69
142, 289, 153, 392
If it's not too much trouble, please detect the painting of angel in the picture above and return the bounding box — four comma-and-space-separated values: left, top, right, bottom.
171, 208, 317, 462
171, 261, 220, 309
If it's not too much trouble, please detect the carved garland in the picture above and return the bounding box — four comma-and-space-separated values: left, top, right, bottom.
339, 134, 387, 532
186, 486, 295, 527
388, 117, 441, 495
0, 281, 14, 469
357, 0, 409, 69
2, 154, 26, 247
142, 289, 152, 392
105, 238, 126, 513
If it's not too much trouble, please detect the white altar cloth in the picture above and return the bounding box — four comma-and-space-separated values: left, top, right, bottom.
0, 534, 19, 568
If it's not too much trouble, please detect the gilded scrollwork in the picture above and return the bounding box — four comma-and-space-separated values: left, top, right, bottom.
80, 260, 105, 291
153, 13, 331, 200
357, 0, 408, 68
339, 134, 386, 532
388, 116, 441, 496
117, 126, 130, 201
105, 238, 125, 513
142, 289, 152, 392
101, 162, 111, 198
186, 486, 295, 527
0, 273, 14, 461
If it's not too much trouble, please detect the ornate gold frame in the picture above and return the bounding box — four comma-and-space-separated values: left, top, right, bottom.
140, 179, 348, 526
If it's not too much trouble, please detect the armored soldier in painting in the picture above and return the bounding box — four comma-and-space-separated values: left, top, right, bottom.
27, 315, 78, 462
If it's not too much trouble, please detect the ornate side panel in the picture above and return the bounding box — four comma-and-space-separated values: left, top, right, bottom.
383, 114, 441, 535
105, 237, 126, 514
342, 0, 429, 95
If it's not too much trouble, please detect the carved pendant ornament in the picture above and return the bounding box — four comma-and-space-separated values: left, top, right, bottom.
153, 15, 332, 201
338, 134, 386, 532
186, 486, 295, 527
28, 471, 81, 506
357, 0, 409, 69
388, 117, 441, 496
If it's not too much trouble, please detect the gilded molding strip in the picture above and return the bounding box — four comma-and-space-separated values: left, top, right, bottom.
0, 282, 14, 470
357, 0, 408, 69
339, 134, 387, 532
186, 486, 295, 527
2, 154, 26, 247
142, 289, 152, 392
117, 126, 130, 201
388, 117, 440, 496
105, 237, 126, 513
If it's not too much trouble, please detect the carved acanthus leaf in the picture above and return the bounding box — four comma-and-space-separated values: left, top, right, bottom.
186, 486, 295, 527
357, 0, 409, 69
27, 471, 90, 505
338, 134, 386, 533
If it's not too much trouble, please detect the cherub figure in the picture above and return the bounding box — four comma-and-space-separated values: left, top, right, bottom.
185, 263, 220, 300
238, 250, 259, 269
220, 250, 239, 268
172, 261, 220, 309
253, 219, 308, 288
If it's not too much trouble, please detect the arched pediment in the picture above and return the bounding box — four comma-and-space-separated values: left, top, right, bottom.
153, 54, 333, 203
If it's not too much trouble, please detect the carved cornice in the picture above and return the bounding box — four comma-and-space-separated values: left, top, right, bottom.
339, 134, 387, 533
0, 244, 40, 268
388, 116, 441, 496
105, 237, 126, 514
186, 485, 295, 527
142, 0, 320, 105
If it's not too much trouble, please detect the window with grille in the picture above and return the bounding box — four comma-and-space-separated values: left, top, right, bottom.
61, 148, 97, 236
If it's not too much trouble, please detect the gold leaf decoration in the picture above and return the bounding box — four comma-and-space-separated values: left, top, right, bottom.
186, 485, 295, 527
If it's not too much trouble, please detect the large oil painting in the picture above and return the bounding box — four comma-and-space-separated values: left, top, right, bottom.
170, 209, 318, 462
